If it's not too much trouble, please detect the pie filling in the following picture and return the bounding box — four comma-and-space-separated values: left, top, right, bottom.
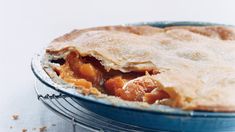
52, 51, 170, 104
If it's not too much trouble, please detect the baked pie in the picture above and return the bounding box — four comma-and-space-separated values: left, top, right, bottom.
44, 25, 235, 112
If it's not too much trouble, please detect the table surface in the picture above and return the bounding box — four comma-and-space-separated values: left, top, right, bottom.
0, 0, 235, 131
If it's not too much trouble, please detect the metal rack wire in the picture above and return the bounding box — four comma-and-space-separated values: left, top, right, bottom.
34, 80, 159, 132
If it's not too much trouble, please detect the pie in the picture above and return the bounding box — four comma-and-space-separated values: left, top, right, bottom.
44, 25, 235, 112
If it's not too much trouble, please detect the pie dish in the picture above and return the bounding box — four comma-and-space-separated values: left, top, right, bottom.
43, 23, 235, 112
32, 21, 235, 131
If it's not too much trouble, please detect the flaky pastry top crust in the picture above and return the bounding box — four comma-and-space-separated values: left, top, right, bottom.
46, 25, 235, 111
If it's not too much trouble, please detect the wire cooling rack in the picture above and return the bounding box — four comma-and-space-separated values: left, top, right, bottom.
34, 79, 160, 132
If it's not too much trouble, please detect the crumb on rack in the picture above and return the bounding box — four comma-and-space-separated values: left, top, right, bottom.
32, 127, 36, 131
22, 128, 27, 132
39, 126, 47, 132
51, 124, 56, 126
12, 114, 19, 120
10, 126, 13, 129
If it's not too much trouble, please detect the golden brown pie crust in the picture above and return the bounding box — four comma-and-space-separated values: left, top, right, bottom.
45, 25, 235, 112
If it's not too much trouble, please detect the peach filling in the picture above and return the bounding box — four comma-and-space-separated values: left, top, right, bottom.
53, 52, 169, 104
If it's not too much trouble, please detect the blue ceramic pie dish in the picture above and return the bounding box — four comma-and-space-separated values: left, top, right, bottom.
32, 21, 235, 132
